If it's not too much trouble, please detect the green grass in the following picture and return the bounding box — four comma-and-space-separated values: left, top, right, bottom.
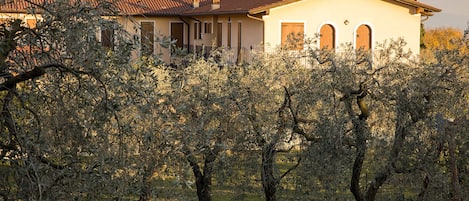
133, 150, 448, 200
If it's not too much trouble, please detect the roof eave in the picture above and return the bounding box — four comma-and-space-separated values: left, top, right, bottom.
129, 13, 183, 17
249, 0, 302, 15
183, 10, 249, 16
0, 10, 29, 14
385, 0, 441, 13
421, 11, 434, 16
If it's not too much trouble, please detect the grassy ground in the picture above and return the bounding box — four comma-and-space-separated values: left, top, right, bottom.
152, 179, 263, 201
146, 150, 464, 201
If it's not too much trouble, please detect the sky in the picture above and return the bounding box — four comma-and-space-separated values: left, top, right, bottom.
420, 0, 469, 30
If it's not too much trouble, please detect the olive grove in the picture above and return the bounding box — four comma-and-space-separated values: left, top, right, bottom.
1, 1, 468, 201
0, 1, 146, 200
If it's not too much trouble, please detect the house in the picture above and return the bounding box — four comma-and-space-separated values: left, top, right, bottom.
1, 0, 440, 63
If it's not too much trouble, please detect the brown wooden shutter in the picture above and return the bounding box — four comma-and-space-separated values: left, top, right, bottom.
237, 22, 242, 63
171, 22, 184, 48
26, 19, 36, 28
320, 24, 335, 50
141, 22, 154, 56
281, 22, 304, 50
217, 23, 222, 47
205, 22, 212, 34
356, 25, 371, 50
101, 28, 113, 49
227, 22, 232, 48
193, 22, 198, 39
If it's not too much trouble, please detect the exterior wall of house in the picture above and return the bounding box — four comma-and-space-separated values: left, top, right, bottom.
0, 13, 41, 28
188, 14, 264, 63
262, 0, 422, 54
1, 0, 426, 64
118, 16, 187, 62
0, 13, 182, 62
118, 14, 263, 64
0, 12, 265, 64
193, 15, 264, 49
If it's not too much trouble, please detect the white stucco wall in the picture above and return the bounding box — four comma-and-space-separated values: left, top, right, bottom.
262, 0, 422, 53
119, 16, 187, 62
119, 14, 264, 63
0, 13, 42, 27
188, 14, 264, 50
1, 0, 424, 63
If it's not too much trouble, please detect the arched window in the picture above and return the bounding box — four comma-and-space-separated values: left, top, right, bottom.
356, 24, 372, 50
319, 24, 335, 50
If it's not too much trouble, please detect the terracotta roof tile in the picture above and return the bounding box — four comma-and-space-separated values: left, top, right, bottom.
0, 0, 440, 16
183, 0, 283, 15
0, 0, 45, 13
114, 0, 211, 16
0, 0, 212, 15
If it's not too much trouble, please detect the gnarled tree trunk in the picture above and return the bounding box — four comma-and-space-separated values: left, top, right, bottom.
346, 87, 416, 201
261, 143, 278, 201
183, 144, 221, 201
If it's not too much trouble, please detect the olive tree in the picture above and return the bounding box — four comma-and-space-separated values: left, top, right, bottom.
297, 38, 469, 201
415, 36, 469, 201
0, 1, 147, 200
215, 46, 325, 201
145, 54, 246, 201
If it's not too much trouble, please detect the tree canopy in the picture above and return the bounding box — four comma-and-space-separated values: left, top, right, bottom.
0, 2, 468, 201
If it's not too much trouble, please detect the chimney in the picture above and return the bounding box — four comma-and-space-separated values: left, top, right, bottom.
193, 0, 200, 8
211, 0, 220, 10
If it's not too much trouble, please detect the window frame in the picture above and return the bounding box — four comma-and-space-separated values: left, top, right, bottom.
140, 20, 155, 56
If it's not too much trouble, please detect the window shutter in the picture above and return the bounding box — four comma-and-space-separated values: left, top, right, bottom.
356, 25, 372, 50
281, 22, 304, 50
141, 22, 155, 55
320, 24, 335, 50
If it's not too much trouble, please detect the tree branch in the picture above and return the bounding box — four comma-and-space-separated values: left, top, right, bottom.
0, 64, 66, 91
36, 155, 67, 170
283, 86, 320, 142
182, 145, 203, 180
279, 156, 302, 180
341, 86, 368, 201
